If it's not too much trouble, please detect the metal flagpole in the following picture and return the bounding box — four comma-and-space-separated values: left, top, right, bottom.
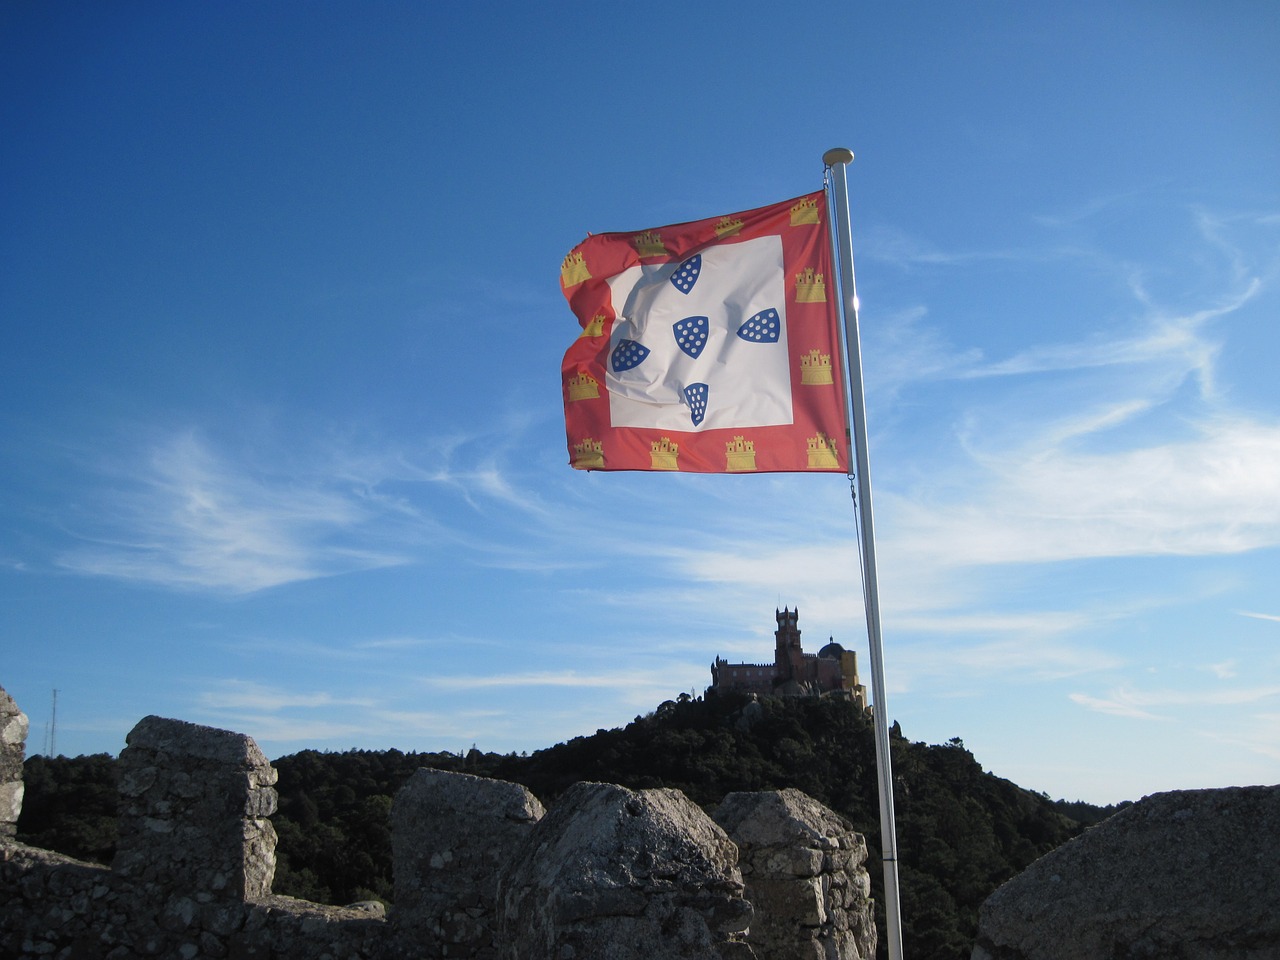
823, 146, 906, 960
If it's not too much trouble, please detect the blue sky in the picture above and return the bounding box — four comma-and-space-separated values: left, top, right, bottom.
2, 2, 1276, 805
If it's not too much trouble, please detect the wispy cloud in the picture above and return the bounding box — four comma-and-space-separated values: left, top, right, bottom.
352, 636, 437, 652
418, 668, 690, 693
1203, 724, 1280, 764
55, 431, 413, 593
863, 224, 1040, 270
863, 307, 986, 399
1031, 188, 1164, 229
887, 414, 1280, 568
862, 208, 1280, 568
1071, 681, 1280, 721
892, 611, 1091, 636
187, 667, 694, 752
198, 679, 379, 712
1069, 691, 1166, 720
902, 635, 1121, 686
47, 422, 564, 594
1206, 660, 1239, 679
961, 278, 1256, 401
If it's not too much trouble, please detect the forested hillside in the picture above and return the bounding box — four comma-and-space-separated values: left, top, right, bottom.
17, 693, 1120, 960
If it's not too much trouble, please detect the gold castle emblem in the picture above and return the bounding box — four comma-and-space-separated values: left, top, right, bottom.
800, 348, 834, 385
580, 314, 605, 338
633, 231, 668, 258
806, 433, 840, 470
572, 437, 604, 470
567, 372, 599, 402
795, 267, 826, 303
790, 196, 819, 225
715, 216, 743, 238
725, 436, 757, 472
650, 436, 679, 470
561, 251, 591, 288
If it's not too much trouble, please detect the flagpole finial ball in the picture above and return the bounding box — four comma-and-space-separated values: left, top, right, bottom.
823, 147, 854, 166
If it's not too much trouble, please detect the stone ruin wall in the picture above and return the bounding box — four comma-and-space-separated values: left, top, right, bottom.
0, 685, 877, 960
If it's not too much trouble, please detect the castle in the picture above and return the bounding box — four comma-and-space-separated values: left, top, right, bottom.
709, 608, 868, 709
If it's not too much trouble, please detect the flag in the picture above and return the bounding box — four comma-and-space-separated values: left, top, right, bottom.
560, 191, 849, 474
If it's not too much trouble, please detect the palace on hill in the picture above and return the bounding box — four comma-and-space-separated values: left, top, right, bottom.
708, 608, 868, 709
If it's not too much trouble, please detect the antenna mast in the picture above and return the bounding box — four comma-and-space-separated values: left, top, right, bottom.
45, 688, 58, 756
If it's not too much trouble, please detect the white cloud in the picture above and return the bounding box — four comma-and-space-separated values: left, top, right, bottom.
198, 715, 367, 744
1070, 680, 1280, 722
892, 611, 1090, 636
56, 431, 413, 592
417, 668, 690, 693
963, 279, 1252, 394
902, 635, 1120, 685
863, 306, 985, 397
42, 410, 575, 592
887, 414, 1280, 568
1209, 713, 1280, 763
1069, 691, 1167, 720
352, 636, 436, 651
863, 224, 1035, 270
850, 203, 1280, 583
198, 680, 378, 712
1206, 660, 1239, 679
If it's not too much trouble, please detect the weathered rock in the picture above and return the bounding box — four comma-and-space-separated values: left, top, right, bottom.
497, 781, 755, 959
715, 789, 876, 960
972, 785, 1280, 960
0, 685, 27, 838
113, 716, 279, 902
391, 767, 544, 957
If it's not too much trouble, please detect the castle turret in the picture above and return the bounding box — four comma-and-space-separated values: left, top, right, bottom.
775, 607, 804, 678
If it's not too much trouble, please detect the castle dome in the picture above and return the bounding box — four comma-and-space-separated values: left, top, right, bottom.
817, 639, 845, 660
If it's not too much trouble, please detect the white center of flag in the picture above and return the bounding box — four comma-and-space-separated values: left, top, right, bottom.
605, 236, 793, 431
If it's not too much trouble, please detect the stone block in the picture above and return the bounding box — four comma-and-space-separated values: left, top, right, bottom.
973, 785, 1280, 960
715, 789, 875, 960
391, 768, 544, 957
112, 716, 278, 902
497, 782, 752, 960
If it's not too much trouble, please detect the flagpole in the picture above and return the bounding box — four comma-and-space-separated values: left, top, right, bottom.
823, 147, 905, 960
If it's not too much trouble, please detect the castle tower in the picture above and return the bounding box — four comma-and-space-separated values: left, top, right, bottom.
775, 607, 804, 679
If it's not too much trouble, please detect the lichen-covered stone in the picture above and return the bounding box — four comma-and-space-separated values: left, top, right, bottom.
390, 767, 544, 957
113, 716, 279, 902
497, 782, 755, 959
972, 785, 1280, 960
715, 789, 876, 960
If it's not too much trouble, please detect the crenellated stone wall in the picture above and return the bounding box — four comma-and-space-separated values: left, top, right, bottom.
0, 685, 877, 960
